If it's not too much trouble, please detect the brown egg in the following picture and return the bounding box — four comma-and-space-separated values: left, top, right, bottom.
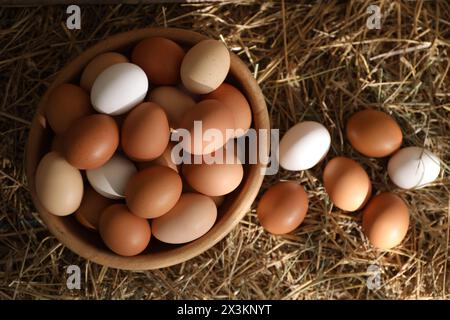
99, 204, 151, 256
74, 185, 114, 231
121, 102, 170, 161
80, 52, 129, 91
148, 86, 195, 127
46, 84, 93, 134
362, 192, 409, 249
346, 109, 403, 157
152, 193, 217, 244
131, 37, 185, 85
182, 153, 243, 197
257, 181, 309, 235
136, 142, 179, 173
64, 114, 119, 169
323, 157, 372, 212
203, 83, 252, 137
179, 99, 235, 155
125, 165, 182, 218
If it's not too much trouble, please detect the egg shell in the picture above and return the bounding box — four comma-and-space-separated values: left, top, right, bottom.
387, 146, 441, 189
182, 153, 243, 196
74, 185, 115, 231
132, 37, 185, 85
35, 152, 83, 216
346, 109, 403, 158
64, 114, 119, 169
362, 192, 410, 250
257, 181, 309, 235
99, 204, 151, 256
152, 193, 217, 244
148, 86, 195, 127
125, 165, 182, 218
80, 52, 129, 91
86, 153, 137, 199
45, 84, 93, 134
136, 142, 179, 173
180, 39, 230, 94
121, 102, 170, 161
91, 62, 148, 115
323, 157, 372, 212
278, 121, 331, 171
203, 83, 252, 137
179, 99, 235, 155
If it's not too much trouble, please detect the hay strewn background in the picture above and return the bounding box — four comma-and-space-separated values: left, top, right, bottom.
0, 1, 449, 299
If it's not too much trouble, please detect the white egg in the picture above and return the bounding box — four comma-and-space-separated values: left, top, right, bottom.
388, 146, 441, 189
86, 154, 137, 199
91, 62, 148, 115
278, 121, 331, 171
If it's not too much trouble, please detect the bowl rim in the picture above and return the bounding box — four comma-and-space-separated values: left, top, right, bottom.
26, 27, 270, 270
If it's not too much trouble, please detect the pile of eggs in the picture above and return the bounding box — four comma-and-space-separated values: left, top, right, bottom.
35, 37, 253, 256
34, 34, 442, 259
257, 109, 441, 250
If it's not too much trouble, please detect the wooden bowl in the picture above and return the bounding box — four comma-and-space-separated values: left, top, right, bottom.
26, 28, 269, 270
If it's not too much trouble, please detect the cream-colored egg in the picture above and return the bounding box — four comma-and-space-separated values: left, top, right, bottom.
86, 153, 137, 199
151, 193, 217, 244
180, 40, 230, 94
35, 152, 83, 216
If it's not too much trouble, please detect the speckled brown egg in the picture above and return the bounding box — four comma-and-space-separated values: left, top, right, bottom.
125, 165, 182, 219
99, 204, 151, 256
346, 109, 403, 158
203, 83, 252, 137
131, 37, 185, 85
179, 99, 235, 155
257, 181, 309, 235
64, 114, 119, 169
121, 102, 170, 161
180, 39, 230, 94
46, 84, 93, 134
323, 157, 372, 212
80, 52, 129, 91
362, 192, 410, 249
74, 185, 115, 231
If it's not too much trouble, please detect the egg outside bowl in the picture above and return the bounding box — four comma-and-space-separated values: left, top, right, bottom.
26, 28, 270, 270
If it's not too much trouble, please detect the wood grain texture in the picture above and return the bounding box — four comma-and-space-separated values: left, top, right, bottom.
26, 28, 270, 270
